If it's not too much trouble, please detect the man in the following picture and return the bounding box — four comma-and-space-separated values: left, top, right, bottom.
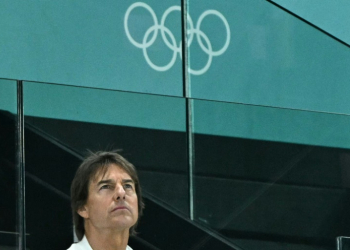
68, 151, 144, 250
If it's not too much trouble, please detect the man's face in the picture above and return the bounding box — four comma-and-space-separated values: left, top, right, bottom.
78, 164, 138, 233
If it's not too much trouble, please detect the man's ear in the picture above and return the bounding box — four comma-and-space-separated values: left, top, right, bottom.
77, 206, 89, 219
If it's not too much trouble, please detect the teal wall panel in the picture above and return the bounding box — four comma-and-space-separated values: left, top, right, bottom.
1, 1, 349, 145
188, 0, 350, 114
271, 0, 350, 45
0, 1, 182, 96
0, 79, 17, 114
193, 99, 350, 149
23, 82, 186, 132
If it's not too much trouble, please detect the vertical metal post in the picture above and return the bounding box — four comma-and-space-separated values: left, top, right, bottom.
187, 100, 195, 221
181, 0, 194, 220
181, 0, 189, 97
16, 80, 26, 250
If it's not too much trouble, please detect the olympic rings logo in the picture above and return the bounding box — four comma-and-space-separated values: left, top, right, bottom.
124, 2, 230, 75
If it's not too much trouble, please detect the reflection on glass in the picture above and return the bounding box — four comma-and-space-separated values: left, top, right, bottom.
0, 79, 18, 248
337, 236, 350, 250
187, 0, 350, 117
192, 99, 350, 250
23, 81, 187, 249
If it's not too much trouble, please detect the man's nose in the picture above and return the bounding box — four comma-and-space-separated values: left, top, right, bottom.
114, 184, 126, 200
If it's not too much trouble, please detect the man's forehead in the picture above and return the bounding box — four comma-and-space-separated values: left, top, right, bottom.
92, 164, 132, 183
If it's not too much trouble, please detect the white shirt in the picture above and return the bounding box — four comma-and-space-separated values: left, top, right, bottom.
67, 235, 133, 250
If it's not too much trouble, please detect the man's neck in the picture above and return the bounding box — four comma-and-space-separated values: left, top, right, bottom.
85, 226, 129, 250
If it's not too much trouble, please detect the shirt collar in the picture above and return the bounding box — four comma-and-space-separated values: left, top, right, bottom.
81, 235, 132, 250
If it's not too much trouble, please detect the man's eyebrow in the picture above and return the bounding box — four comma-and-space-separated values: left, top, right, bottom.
122, 179, 134, 184
96, 179, 134, 185
97, 179, 115, 186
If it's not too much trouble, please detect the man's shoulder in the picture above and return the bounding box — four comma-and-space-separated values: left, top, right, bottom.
67, 243, 133, 250
67, 242, 80, 250
67, 236, 92, 250
67, 241, 86, 250
68, 245, 133, 250
67, 236, 133, 250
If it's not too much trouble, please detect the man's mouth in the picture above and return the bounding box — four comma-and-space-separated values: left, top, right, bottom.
111, 206, 129, 212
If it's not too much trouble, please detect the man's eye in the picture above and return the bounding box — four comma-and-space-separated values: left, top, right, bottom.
101, 185, 111, 190
124, 184, 133, 189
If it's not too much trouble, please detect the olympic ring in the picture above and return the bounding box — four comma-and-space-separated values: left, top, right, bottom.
188, 28, 213, 76
143, 25, 178, 71
124, 2, 230, 75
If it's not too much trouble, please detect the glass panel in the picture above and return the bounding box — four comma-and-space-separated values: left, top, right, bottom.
192, 99, 350, 250
0, 1, 183, 96
186, 0, 350, 114
337, 236, 350, 250
23, 81, 187, 249
0, 79, 18, 248
270, 0, 350, 45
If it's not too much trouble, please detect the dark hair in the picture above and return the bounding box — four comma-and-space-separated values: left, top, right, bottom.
71, 151, 144, 240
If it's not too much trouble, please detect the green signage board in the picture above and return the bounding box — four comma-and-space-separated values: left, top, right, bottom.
271, 0, 350, 46
0, 1, 182, 96
187, 0, 350, 115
